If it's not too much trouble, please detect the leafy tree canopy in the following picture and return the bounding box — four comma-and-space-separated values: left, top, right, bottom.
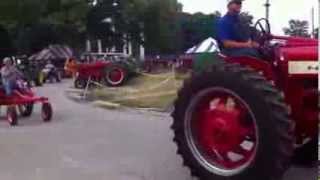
283, 20, 310, 37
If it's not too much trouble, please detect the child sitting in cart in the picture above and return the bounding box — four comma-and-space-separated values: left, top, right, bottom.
1, 57, 24, 96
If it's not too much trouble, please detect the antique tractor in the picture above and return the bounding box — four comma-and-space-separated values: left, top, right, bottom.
171, 18, 318, 180
71, 53, 137, 89
14, 56, 44, 86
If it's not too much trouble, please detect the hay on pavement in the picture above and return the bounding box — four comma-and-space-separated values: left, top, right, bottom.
94, 72, 186, 109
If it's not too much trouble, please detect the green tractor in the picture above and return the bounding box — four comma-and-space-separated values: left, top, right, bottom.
14, 56, 44, 86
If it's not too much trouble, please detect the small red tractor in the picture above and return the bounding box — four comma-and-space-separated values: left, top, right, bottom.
0, 80, 53, 126
73, 61, 126, 89
66, 55, 129, 89
171, 19, 318, 180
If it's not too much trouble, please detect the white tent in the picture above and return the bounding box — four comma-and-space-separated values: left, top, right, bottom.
185, 37, 220, 54
29, 45, 73, 61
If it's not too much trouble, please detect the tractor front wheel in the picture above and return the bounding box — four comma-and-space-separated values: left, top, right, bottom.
171, 62, 294, 180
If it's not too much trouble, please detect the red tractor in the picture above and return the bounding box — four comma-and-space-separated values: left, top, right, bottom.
73, 61, 124, 89
69, 55, 129, 89
171, 18, 318, 180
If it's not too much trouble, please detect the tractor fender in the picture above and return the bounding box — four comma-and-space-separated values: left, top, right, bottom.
224, 56, 275, 81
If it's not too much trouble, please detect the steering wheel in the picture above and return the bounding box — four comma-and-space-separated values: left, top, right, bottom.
252, 18, 273, 59
253, 18, 272, 44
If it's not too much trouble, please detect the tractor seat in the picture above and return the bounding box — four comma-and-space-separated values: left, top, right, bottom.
218, 49, 268, 62
218, 41, 264, 60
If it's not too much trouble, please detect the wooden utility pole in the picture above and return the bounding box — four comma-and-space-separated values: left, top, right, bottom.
264, 0, 271, 21
311, 7, 315, 38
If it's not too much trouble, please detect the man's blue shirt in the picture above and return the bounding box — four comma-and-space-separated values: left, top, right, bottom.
217, 13, 240, 43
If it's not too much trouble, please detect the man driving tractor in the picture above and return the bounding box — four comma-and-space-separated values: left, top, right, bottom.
217, 0, 261, 58
1, 57, 24, 96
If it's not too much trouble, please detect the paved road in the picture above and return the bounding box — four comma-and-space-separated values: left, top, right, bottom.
0, 81, 316, 180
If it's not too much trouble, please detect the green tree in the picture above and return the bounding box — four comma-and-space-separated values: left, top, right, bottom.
16, 23, 60, 55
42, 0, 90, 50
87, 0, 181, 55
143, 0, 181, 54
0, 0, 91, 54
178, 11, 221, 52
0, 25, 15, 60
283, 20, 310, 37
86, 0, 122, 50
0, 0, 44, 26
122, 0, 147, 44
239, 12, 254, 27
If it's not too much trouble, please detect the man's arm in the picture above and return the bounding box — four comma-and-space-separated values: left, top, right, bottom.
223, 40, 251, 48
222, 40, 260, 49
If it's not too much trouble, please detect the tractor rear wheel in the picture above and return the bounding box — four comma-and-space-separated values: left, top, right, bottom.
171, 62, 294, 180
105, 65, 127, 87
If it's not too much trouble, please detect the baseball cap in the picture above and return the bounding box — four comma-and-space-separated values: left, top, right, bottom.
228, 0, 243, 5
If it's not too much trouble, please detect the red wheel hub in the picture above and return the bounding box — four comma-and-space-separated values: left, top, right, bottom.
109, 68, 123, 83
192, 92, 257, 170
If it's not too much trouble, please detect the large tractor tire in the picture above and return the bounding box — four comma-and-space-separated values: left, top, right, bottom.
105, 64, 128, 87
171, 62, 294, 180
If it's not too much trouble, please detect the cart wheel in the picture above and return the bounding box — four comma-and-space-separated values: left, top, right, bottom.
41, 103, 53, 122
7, 106, 18, 126
18, 103, 34, 117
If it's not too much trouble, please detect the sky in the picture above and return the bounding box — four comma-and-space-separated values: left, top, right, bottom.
178, 0, 319, 35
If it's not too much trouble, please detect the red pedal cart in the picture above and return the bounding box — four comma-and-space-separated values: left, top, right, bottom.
0, 83, 53, 126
